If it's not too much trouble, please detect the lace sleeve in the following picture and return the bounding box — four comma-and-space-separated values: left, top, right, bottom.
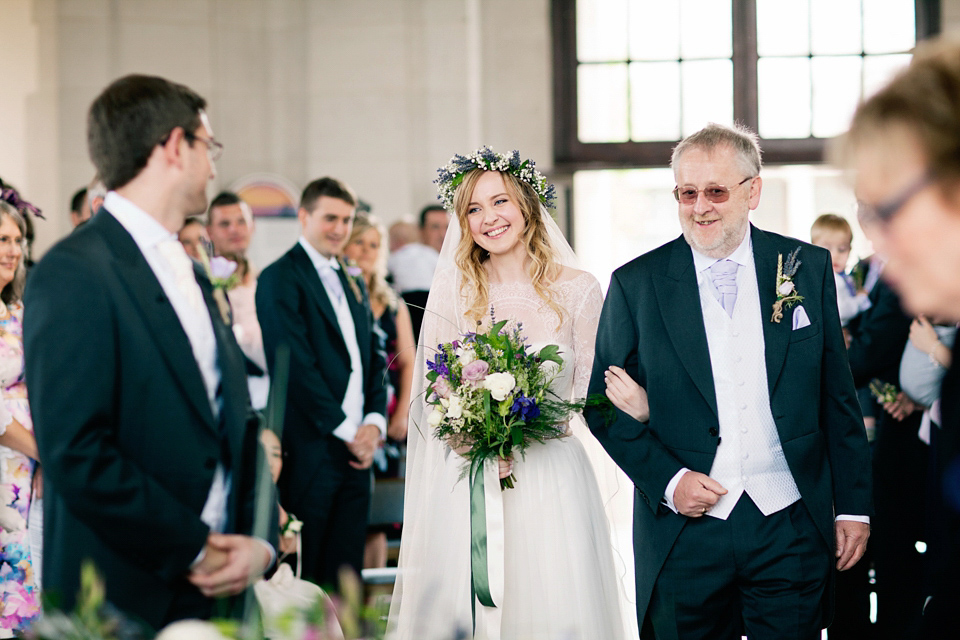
572, 273, 604, 400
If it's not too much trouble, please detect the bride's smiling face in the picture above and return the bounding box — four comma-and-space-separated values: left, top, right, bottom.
466, 171, 526, 259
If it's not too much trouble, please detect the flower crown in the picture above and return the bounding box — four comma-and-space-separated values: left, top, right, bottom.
435, 146, 556, 212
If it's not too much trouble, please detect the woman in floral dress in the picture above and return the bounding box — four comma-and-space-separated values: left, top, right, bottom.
0, 198, 40, 636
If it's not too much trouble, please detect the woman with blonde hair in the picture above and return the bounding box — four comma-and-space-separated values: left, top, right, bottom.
387, 148, 627, 640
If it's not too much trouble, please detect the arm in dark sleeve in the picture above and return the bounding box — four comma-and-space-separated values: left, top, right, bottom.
584, 270, 685, 514
817, 256, 874, 517
846, 279, 912, 387
256, 264, 347, 435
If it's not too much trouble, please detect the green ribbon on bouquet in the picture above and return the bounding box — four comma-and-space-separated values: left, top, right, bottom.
469, 462, 496, 609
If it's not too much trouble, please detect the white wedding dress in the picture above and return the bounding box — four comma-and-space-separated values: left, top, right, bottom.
388, 266, 628, 640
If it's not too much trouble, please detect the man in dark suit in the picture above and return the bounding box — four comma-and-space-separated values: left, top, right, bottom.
23, 75, 274, 629
256, 177, 387, 587
586, 123, 873, 639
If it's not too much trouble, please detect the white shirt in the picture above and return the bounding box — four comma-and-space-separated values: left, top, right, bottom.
387, 242, 439, 293
298, 238, 386, 441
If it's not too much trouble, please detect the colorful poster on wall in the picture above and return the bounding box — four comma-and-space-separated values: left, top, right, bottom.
230, 173, 299, 218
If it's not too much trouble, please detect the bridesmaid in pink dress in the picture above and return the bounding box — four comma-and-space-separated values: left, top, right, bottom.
0, 198, 40, 636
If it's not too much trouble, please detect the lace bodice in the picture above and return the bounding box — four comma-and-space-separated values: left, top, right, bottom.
426, 268, 604, 403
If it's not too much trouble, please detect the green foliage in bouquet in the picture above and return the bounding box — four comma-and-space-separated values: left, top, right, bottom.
425, 317, 610, 490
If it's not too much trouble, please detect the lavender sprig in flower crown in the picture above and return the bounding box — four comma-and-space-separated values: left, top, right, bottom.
434, 146, 557, 212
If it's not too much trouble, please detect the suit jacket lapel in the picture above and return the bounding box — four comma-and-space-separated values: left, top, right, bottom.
340, 266, 372, 370
752, 225, 790, 396
653, 237, 719, 418
98, 212, 217, 430
289, 244, 346, 345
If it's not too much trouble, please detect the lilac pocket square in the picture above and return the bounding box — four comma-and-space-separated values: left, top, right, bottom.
792, 305, 811, 330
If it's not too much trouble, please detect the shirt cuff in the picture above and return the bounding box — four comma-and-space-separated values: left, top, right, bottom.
662, 468, 691, 514
836, 514, 870, 525
331, 418, 358, 442
362, 412, 387, 438
256, 538, 277, 570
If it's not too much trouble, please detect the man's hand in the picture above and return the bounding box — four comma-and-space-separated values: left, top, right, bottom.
188, 533, 271, 597
673, 471, 727, 518
835, 520, 870, 571
347, 423, 381, 470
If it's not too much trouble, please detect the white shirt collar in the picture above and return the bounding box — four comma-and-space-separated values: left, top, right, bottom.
690, 226, 753, 275
298, 236, 340, 271
104, 191, 177, 249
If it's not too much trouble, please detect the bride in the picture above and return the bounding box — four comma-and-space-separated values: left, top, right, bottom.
388, 148, 631, 640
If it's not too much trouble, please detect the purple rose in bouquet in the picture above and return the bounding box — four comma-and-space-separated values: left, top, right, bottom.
461, 359, 490, 384
432, 375, 453, 399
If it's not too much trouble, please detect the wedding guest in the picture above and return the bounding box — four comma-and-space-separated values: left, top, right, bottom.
0, 195, 40, 636
259, 428, 297, 557
24, 74, 274, 629
387, 220, 417, 253
257, 177, 387, 587
343, 213, 415, 568
387, 205, 448, 341
178, 217, 208, 261
588, 123, 872, 639
838, 34, 960, 638
810, 214, 869, 325
207, 192, 268, 410
69, 187, 90, 228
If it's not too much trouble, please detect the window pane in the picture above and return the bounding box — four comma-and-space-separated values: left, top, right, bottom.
578, 63, 630, 143
681, 59, 733, 136
629, 0, 680, 61
758, 57, 811, 138
810, 0, 861, 55
577, 0, 629, 62
756, 0, 809, 57
863, 0, 915, 54
679, 0, 731, 60
630, 62, 681, 141
811, 56, 862, 138
863, 54, 912, 98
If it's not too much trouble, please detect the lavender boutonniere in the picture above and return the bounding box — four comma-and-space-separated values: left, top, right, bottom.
771, 247, 804, 323
195, 242, 237, 326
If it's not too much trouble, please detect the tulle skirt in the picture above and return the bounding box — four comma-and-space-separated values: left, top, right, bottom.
389, 434, 625, 640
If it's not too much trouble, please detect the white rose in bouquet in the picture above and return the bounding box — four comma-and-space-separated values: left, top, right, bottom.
482, 372, 516, 401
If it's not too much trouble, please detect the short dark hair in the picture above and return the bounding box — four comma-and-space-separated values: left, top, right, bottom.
181, 216, 205, 230
70, 188, 88, 215
88, 74, 207, 191
419, 204, 446, 229
207, 191, 241, 224
299, 177, 357, 213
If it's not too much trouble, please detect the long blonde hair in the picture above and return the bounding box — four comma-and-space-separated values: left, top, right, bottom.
452, 169, 564, 326
347, 213, 396, 313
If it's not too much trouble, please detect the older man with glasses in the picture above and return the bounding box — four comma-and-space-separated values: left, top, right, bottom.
587, 122, 873, 640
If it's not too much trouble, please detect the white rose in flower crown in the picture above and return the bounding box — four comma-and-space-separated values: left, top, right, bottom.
456, 346, 477, 366
446, 395, 464, 419
483, 372, 516, 401
427, 407, 444, 427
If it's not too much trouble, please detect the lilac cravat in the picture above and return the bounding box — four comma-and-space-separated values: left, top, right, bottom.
709, 259, 739, 318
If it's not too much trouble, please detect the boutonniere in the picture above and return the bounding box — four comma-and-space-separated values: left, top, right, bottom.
339, 257, 366, 304
281, 512, 304, 538
196, 242, 238, 325
868, 378, 899, 404
771, 247, 804, 323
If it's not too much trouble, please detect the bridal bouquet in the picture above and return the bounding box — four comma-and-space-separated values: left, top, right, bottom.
425, 318, 597, 490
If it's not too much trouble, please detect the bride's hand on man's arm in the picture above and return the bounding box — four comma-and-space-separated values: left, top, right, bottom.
604, 366, 650, 422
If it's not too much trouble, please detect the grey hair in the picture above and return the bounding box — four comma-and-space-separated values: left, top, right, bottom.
0, 201, 28, 305
671, 122, 762, 179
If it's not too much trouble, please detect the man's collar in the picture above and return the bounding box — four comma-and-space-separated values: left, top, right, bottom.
104, 191, 177, 249
690, 227, 753, 273
298, 236, 340, 270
